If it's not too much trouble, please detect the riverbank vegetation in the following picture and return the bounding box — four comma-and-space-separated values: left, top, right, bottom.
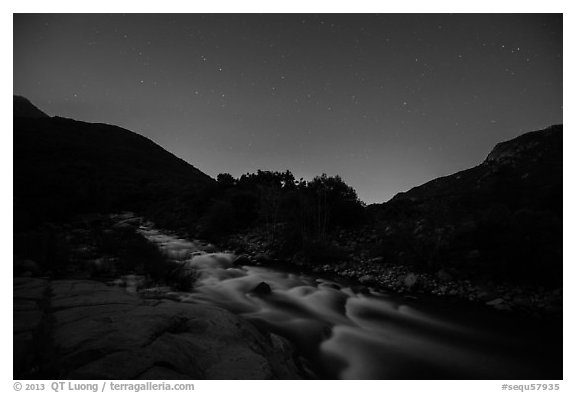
13, 216, 198, 291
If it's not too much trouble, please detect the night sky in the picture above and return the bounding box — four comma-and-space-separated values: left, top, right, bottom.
13, 14, 562, 204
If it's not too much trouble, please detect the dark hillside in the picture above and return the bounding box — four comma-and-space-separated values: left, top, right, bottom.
14, 98, 214, 228
372, 125, 562, 286
14, 95, 49, 118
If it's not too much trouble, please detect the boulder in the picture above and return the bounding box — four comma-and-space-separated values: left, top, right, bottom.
251, 282, 272, 295
486, 298, 505, 306
404, 273, 418, 289
233, 254, 251, 266
359, 274, 376, 284
254, 253, 272, 264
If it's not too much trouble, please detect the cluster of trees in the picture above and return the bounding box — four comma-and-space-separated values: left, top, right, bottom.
197, 170, 366, 250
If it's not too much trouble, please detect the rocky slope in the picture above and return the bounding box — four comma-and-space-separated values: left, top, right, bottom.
14, 277, 301, 379
388, 125, 562, 213
371, 125, 562, 286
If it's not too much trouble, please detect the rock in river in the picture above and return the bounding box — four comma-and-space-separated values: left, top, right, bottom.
251, 282, 272, 295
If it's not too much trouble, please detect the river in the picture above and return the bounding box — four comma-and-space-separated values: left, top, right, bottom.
137, 223, 562, 380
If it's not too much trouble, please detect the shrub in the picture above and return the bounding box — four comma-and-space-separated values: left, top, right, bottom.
198, 200, 237, 239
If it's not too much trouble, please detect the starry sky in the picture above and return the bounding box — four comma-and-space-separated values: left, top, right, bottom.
13, 14, 562, 204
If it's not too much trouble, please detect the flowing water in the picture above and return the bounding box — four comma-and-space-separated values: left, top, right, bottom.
138, 224, 562, 380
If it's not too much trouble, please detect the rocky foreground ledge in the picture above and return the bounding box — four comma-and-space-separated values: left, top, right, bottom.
14, 277, 301, 379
